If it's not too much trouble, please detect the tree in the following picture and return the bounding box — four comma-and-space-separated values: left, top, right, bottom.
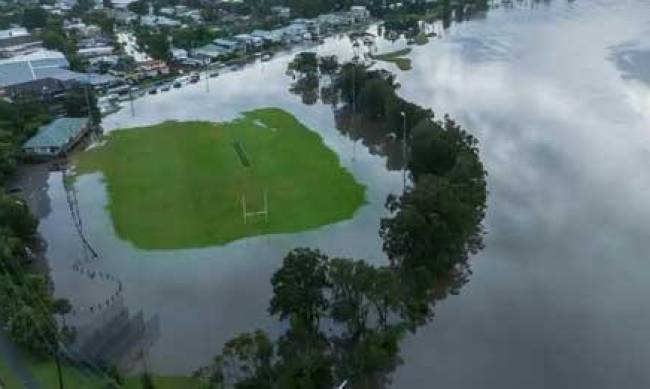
135, 28, 170, 60
269, 248, 329, 333
71, 0, 96, 15
328, 258, 374, 335
141, 372, 155, 389
128, 0, 149, 15
409, 118, 457, 178
0, 194, 37, 241
22, 7, 48, 30
201, 57, 488, 389
380, 174, 484, 292
318, 55, 339, 77
0, 100, 50, 182
62, 86, 101, 124
288, 52, 319, 77
358, 78, 398, 119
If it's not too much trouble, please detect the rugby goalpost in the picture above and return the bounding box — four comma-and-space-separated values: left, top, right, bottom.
241, 190, 269, 224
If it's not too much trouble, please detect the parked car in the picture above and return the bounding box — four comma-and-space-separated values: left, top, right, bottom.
261, 53, 272, 62
189, 73, 200, 83
148, 88, 158, 95
173, 81, 182, 88
161, 84, 171, 92
209, 71, 220, 78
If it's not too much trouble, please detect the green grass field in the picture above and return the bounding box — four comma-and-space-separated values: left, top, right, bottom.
372, 48, 413, 71
75, 108, 366, 250
26, 358, 205, 388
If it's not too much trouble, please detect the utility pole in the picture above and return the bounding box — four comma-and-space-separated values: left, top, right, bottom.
351, 40, 360, 162
401, 111, 407, 195
84, 75, 92, 122
54, 351, 65, 389
129, 87, 135, 117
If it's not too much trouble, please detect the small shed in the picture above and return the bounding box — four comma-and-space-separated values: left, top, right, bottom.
23, 117, 90, 158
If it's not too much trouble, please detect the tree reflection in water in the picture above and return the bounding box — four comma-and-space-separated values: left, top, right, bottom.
195, 54, 487, 388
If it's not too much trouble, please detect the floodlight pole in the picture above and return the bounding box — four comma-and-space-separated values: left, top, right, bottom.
351, 59, 357, 162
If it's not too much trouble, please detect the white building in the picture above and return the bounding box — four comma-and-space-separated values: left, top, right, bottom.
271, 6, 291, 19
0, 27, 43, 58
171, 48, 188, 60
111, 0, 139, 9
350, 6, 371, 22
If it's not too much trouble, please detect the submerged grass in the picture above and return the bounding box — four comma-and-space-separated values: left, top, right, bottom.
28, 358, 204, 388
75, 108, 366, 250
371, 48, 413, 71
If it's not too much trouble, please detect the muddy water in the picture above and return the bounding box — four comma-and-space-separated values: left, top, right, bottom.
28, 0, 650, 387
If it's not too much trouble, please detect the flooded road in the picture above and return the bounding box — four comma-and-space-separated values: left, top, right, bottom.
30, 0, 650, 386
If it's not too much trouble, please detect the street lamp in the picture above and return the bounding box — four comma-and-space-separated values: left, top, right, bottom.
401, 111, 407, 194
351, 60, 357, 162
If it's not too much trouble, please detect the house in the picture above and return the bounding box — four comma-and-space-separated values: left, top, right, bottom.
140, 15, 181, 27
63, 19, 102, 38
0, 50, 70, 96
23, 117, 90, 159
350, 6, 371, 22
281, 22, 310, 43
234, 34, 263, 49
170, 48, 188, 60
318, 12, 355, 28
213, 38, 244, 54
178, 9, 202, 23
251, 30, 283, 44
159, 7, 175, 16
271, 6, 291, 19
136, 60, 169, 78
0, 50, 117, 97
111, 0, 139, 9
77, 46, 114, 58
113, 8, 137, 24
0, 27, 43, 58
192, 44, 226, 61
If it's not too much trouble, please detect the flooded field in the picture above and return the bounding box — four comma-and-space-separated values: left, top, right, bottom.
22, 0, 650, 387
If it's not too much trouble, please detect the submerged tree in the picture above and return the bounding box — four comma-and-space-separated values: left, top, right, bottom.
203, 58, 488, 388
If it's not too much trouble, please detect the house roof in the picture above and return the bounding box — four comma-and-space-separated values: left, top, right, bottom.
213, 39, 239, 47
23, 117, 88, 150
0, 50, 115, 88
0, 50, 68, 67
0, 28, 30, 40
194, 44, 225, 57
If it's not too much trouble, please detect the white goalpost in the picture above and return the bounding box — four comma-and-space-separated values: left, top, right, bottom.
242, 190, 269, 224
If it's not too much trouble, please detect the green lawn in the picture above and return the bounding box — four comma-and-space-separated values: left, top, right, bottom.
371, 48, 413, 71
28, 358, 205, 388
415, 33, 430, 45
124, 376, 205, 388
75, 108, 366, 250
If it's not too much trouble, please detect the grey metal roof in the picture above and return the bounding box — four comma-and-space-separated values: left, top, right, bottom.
23, 117, 88, 150
0, 62, 116, 88
194, 44, 225, 57
0, 61, 33, 87
0, 51, 71, 88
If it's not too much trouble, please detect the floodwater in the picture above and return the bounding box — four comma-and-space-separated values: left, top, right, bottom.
25, 0, 650, 386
